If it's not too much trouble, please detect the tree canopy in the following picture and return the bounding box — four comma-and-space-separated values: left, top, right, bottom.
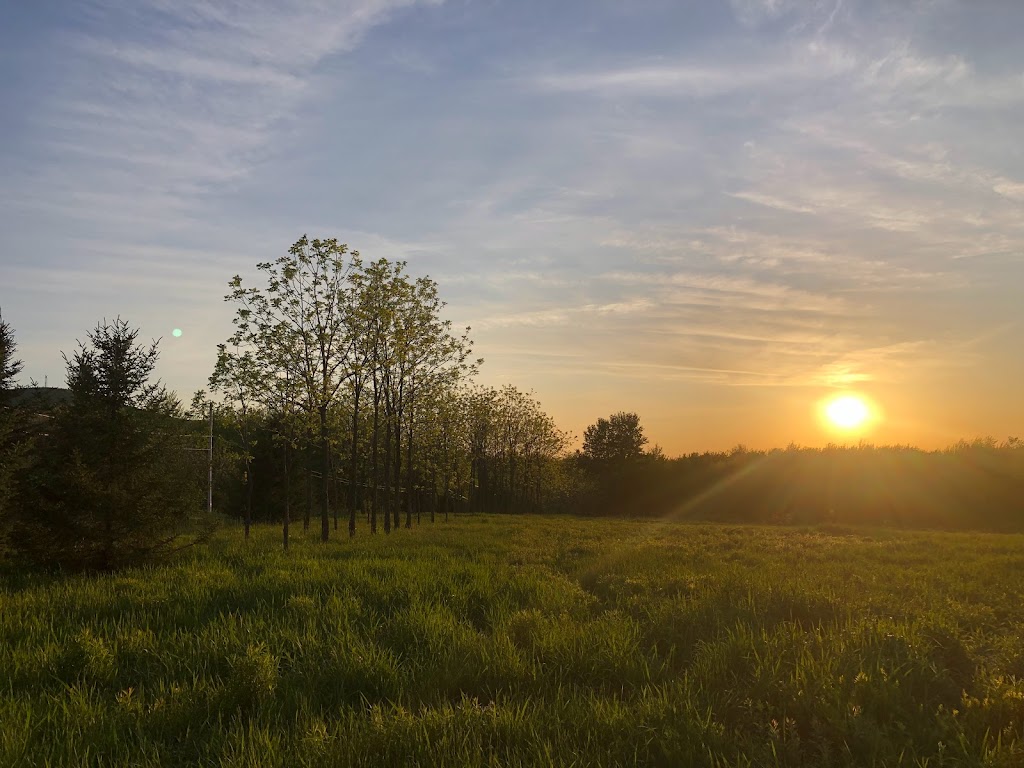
11, 318, 210, 570
582, 411, 648, 464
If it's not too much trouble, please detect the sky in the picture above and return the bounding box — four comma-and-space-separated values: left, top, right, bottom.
1, 0, 1023, 455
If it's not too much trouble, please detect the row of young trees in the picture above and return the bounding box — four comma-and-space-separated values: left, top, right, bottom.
195, 237, 571, 549
201, 381, 574, 542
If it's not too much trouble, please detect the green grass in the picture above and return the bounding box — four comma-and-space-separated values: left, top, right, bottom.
2, 516, 1024, 766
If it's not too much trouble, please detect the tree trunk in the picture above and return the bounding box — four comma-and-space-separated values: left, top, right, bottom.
392, 415, 401, 531
304, 456, 312, 532
319, 405, 330, 542
331, 449, 338, 531
430, 466, 438, 524
383, 409, 393, 534
244, 457, 253, 540
283, 442, 290, 551
349, 382, 361, 538
370, 388, 380, 535
443, 466, 450, 523
405, 403, 414, 529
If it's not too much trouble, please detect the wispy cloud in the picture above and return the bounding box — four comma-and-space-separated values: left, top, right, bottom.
14, 0, 440, 231
600, 271, 850, 315
1, 0, 444, 394
809, 339, 972, 387
533, 41, 856, 97
470, 299, 654, 331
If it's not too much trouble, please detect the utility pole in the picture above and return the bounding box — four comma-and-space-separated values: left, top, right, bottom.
208, 402, 214, 515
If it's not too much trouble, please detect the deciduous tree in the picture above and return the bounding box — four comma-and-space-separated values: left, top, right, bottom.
582, 412, 648, 465
224, 236, 360, 542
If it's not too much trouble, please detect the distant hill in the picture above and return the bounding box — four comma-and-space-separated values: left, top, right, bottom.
7, 388, 204, 423
7, 387, 72, 411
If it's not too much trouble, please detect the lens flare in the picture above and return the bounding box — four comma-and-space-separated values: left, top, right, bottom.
172, 328, 183, 338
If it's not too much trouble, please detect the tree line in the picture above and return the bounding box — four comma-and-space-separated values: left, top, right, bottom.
570, 413, 1024, 530
192, 237, 571, 547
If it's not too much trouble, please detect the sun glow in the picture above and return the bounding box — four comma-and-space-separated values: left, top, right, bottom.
822, 394, 873, 431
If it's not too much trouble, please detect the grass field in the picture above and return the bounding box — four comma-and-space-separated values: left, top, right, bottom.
2, 516, 1024, 767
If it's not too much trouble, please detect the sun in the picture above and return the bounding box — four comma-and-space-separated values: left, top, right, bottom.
823, 394, 871, 430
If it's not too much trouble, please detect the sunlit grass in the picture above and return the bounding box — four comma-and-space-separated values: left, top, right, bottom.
2, 516, 1023, 766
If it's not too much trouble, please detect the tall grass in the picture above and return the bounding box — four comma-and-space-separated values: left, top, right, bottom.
2, 517, 1023, 766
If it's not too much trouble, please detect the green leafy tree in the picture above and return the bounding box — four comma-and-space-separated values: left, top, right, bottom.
16, 318, 209, 570
396, 273, 478, 528
582, 412, 648, 465
266, 367, 304, 549
224, 236, 359, 542
577, 412, 650, 515
209, 344, 263, 540
346, 258, 396, 535
465, 385, 569, 514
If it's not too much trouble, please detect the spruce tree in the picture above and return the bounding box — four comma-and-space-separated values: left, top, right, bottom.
17, 318, 209, 570
0, 309, 27, 557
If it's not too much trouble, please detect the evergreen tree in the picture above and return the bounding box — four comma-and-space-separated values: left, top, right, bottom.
0, 309, 23, 399
0, 309, 28, 556
15, 318, 210, 570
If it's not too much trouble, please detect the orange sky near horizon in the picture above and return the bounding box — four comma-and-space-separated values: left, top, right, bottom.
474, 324, 1024, 457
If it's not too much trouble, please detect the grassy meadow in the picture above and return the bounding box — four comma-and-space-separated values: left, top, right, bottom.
2, 516, 1024, 767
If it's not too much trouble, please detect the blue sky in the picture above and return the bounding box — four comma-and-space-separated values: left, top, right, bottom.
2, 0, 1023, 452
